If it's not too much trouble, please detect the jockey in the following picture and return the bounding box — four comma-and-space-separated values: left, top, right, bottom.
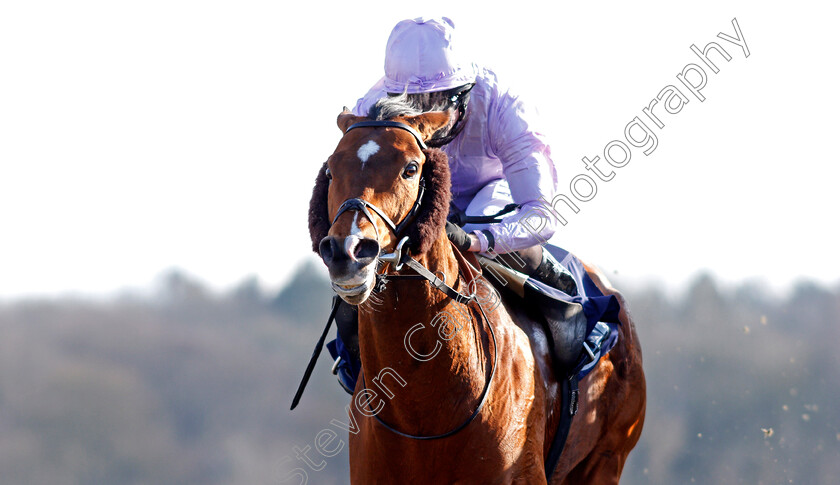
329, 16, 576, 393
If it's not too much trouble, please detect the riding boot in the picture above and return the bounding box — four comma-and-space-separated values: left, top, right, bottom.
495, 246, 578, 296
495, 245, 585, 375
528, 248, 578, 296
330, 300, 361, 394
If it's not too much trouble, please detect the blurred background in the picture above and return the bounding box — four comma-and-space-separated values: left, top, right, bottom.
1, 1, 837, 484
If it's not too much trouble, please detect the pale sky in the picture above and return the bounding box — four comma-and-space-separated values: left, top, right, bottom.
1, 1, 837, 299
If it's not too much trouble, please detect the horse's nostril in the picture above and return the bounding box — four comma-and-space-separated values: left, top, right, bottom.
355, 238, 380, 262
343, 236, 379, 264
320, 236, 379, 268
319, 237, 337, 263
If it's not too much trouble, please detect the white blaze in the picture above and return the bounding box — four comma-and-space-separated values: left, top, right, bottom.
356, 140, 380, 166
350, 213, 361, 236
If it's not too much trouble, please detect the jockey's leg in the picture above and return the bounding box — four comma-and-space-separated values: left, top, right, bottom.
329, 300, 360, 395
335, 300, 359, 362
495, 245, 578, 296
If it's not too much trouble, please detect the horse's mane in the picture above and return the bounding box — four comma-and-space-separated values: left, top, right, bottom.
367, 93, 452, 122
367, 94, 422, 121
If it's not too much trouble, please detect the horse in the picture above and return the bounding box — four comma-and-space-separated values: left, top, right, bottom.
307, 106, 646, 484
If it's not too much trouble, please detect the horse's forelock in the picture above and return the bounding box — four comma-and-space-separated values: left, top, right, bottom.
368, 94, 421, 121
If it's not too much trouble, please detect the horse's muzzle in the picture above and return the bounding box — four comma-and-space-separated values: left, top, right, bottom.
319, 235, 380, 303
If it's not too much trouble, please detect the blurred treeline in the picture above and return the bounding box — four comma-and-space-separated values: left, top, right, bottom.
0, 263, 838, 484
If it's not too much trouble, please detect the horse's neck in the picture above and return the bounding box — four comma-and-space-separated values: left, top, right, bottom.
357, 236, 488, 430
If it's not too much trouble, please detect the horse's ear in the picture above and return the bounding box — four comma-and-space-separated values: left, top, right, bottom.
401, 111, 454, 141
337, 109, 363, 134
308, 161, 331, 253
406, 148, 451, 255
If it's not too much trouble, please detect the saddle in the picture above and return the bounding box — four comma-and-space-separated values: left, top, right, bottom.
472, 244, 621, 381
464, 244, 622, 478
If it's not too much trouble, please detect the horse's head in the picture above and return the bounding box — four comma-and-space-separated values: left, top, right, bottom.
308, 109, 452, 305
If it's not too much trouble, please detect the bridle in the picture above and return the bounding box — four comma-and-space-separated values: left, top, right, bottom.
322, 119, 498, 440
330, 120, 427, 260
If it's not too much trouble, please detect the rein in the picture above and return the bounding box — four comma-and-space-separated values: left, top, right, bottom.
360, 246, 498, 440
448, 201, 520, 226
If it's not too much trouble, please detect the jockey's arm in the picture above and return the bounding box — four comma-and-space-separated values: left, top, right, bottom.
471, 89, 560, 254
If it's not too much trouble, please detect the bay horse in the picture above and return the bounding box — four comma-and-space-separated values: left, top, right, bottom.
308, 108, 646, 484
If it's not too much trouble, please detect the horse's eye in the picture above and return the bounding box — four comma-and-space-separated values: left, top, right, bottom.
325, 167, 332, 180
402, 162, 419, 179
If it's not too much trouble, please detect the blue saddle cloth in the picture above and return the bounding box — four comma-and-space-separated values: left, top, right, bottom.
538, 244, 621, 380
327, 337, 360, 390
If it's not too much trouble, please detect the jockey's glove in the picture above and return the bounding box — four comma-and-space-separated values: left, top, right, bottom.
445, 221, 473, 253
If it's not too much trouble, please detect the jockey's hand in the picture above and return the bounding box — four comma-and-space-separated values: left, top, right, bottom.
445, 221, 475, 252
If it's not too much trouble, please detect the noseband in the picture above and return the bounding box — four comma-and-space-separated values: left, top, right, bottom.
331, 180, 426, 244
